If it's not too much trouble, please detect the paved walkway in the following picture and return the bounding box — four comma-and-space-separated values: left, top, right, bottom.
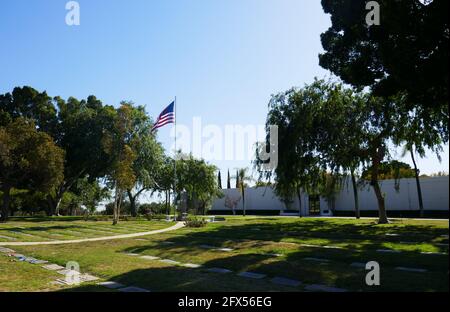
0, 222, 185, 246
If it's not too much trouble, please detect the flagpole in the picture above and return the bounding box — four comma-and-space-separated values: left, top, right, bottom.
174, 96, 177, 220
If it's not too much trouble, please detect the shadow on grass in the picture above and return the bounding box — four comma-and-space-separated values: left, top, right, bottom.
57, 249, 449, 292
78, 219, 448, 292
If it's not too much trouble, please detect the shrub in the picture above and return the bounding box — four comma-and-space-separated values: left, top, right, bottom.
184, 217, 208, 228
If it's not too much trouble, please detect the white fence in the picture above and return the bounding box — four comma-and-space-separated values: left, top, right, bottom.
211, 176, 449, 215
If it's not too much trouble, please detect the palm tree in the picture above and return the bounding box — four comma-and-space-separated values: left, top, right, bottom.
235, 168, 253, 216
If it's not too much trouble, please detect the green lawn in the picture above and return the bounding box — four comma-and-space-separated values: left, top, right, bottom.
0, 217, 448, 292
0, 218, 170, 242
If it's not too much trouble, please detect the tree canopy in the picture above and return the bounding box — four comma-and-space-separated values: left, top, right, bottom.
320, 0, 449, 119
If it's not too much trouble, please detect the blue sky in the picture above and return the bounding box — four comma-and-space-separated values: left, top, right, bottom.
1, 0, 448, 189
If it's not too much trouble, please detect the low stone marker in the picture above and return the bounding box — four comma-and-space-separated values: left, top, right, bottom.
124, 253, 140, 256
350, 262, 366, 268
270, 277, 302, 287
0, 235, 16, 240
237, 271, 267, 279
80, 274, 99, 282
206, 267, 232, 274
158, 259, 181, 265
161, 241, 175, 245
217, 248, 234, 252
421, 251, 447, 255
264, 253, 282, 257
28, 259, 48, 264
304, 284, 347, 292
181, 263, 202, 268
140, 255, 160, 260
395, 267, 428, 273
118, 286, 150, 293
303, 257, 330, 263
42, 264, 65, 271
376, 249, 401, 253
57, 269, 76, 276
322, 245, 344, 249
0, 247, 16, 253
98, 281, 125, 289
199, 245, 216, 249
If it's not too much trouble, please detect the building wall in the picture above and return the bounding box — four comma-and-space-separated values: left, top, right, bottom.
210, 176, 449, 216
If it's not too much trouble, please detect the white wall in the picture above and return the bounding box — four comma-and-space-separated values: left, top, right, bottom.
334, 176, 449, 212
213, 187, 308, 215
211, 177, 449, 214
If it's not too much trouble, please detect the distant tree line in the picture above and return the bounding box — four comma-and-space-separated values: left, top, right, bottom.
0, 87, 220, 223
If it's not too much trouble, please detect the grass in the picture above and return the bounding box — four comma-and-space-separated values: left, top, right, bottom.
0, 219, 171, 242
0, 216, 448, 292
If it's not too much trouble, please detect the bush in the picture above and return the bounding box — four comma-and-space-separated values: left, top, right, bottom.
139, 202, 174, 215
184, 216, 208, 228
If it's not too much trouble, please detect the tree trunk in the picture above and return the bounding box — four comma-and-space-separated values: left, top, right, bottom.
351, 170, 360, 219
113, 185, 121, 225
410, 149, 424, 218
241, 186, 246, 217
371, 154, 389, 224
47, 186, 64, 216
1, 186, 11, 222
165, 190, 169, 215
127, 190, 137, 217
297, 187, 302, 218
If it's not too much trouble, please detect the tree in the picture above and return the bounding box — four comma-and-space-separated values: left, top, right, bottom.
392, 105, 448, 217
227, 170, 231, 189
154, 156, 175, 216
259, 80, 403, 224
361, 160, 416, 181
47, 95, 116, 215
0, 118, 64, 221
256, 84, 325, 218
102, 104, 137, 225
123, 103, 165, 217
0, 86, 58, 133
217, 171, 223, 189
235, 168, 253, 217
319, 0, 449, 121
73, 178, 110, 216
176, 153, 222, 215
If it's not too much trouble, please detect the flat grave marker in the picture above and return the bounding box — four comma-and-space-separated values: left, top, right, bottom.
237, 271, 267, 279
98, 281, 125, 289
118, 286, 150, 293
270, 277, 302, 287
42, 264, 65, 271
140, 255, 160, 260
395, 267, 428, 273
206, 267, 232, 274
304, 284, 347, 292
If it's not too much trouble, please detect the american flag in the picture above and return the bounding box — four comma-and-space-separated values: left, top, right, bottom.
151, 101, 175, 132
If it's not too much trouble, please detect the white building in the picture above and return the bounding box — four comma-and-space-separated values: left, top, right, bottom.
211, 176, 449, 218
